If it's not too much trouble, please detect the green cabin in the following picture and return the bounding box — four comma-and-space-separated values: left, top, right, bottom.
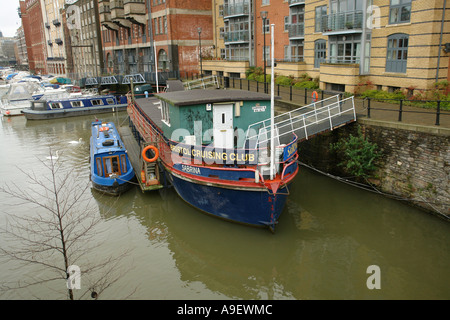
154, 89, 275, 149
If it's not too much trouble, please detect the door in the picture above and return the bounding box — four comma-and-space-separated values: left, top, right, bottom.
213, 104, 234, 149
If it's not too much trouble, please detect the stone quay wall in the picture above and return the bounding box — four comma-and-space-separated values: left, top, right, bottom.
298, 119, 450, 219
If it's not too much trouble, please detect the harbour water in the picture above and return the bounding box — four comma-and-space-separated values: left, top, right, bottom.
0, 112, 449, 300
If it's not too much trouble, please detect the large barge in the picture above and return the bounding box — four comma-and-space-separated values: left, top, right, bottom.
127, 88, 300, 231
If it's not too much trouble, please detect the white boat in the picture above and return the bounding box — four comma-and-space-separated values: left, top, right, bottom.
0, 82, 37, 116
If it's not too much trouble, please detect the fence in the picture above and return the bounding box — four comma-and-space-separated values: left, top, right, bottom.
364, 97, 450, 126
212, 75, 449, 127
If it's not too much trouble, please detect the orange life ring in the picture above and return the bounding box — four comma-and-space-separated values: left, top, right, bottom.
312, 91, 319, 102
142, 145, 159, 163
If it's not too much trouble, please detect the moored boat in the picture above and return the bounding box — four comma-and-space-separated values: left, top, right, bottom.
90, 120, 135, 196
128, 88, 299, 231
22, 94, 128, 120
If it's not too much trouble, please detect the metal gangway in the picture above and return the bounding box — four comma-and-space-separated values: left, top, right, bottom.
184, 75, 220, 90
245, 95, 357, 148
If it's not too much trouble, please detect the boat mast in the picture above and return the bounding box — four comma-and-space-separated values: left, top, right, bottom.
270, 24, 275, 180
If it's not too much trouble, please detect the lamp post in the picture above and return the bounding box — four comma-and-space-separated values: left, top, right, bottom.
261, 11, 268, 93
198, 27, 203, 78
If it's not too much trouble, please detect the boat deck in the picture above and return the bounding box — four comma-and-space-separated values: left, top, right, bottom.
117, 119, 164, 192
134, 96, 163, 130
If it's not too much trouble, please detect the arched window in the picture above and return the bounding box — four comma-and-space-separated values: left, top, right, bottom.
158, 49, 168, 70
386, 34, 409, 73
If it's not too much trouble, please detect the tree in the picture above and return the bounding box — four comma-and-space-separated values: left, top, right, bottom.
0, 150, 134, 299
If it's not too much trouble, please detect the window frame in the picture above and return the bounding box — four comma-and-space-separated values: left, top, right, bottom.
385, 33, 409, 73
389, 0, 411, 24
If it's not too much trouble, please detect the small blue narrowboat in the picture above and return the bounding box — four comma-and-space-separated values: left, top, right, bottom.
22, 94, 128, 120
90, 120, 135, 196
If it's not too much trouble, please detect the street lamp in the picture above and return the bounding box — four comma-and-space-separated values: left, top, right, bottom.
198, 27, 203, 78
261, 11, 268, 93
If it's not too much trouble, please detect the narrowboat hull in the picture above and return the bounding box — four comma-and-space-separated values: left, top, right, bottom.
23, 104, 128, 120
91, 175, 135, 197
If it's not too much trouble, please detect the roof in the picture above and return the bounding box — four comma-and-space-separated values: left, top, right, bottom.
154, 89, 277, 107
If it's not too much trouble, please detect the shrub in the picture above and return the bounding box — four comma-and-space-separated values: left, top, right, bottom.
330, 126, 380, 179
275, 76, 294, 86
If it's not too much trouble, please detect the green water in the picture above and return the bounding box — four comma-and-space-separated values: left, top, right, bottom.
0, 113, 449, 300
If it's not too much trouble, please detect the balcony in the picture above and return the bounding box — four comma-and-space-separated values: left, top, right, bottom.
224, 31, 249, 44
47, 40, 53, 46
124, 0, 146, 25
223, 3, 250, 18
287, 23, 304, 39
45, 22, 50, 29
52, 19, 61, 27
322, 11, 363, 34
55, 38, 63, 45
110, 0, 132, 29
288, 0, 305, 6
99, 1, 120, 31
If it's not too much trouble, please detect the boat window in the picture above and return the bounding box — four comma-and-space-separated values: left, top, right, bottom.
91, 99, 104, 106
96, 158, 103, 177
222, 113, 225, 124
106, 98, 115, 105
161, 101, 171, 126
103, 156, 121, 177
34, 102, 46, 110
50, 102, 62, 109
71, 101, 84, 108
120, 154, 127, 173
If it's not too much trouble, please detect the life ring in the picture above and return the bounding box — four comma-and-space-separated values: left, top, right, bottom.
99, 126, 109, 132
142, 145, 159, 163
312, 91, 319, 102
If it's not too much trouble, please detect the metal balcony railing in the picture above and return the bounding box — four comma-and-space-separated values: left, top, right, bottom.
223, 3, 250, 17
224, 31, 250, 43
288, 0, 305, 6
322, 10, 363, 33
288, 23, 304, 39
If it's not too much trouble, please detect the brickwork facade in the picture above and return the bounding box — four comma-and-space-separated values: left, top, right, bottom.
206, 0, 450, 94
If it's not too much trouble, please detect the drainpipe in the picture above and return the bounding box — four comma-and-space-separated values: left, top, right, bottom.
436, 0, 447, 83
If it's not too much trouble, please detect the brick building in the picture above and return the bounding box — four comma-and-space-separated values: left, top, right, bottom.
204, 0, 450, 93
19, 0, 47, 75
99, 0, 213, 80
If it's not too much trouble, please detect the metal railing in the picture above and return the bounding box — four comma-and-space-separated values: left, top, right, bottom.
184, 75, 220, 90
245, 95, 356, 147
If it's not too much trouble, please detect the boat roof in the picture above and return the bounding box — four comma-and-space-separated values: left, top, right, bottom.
154, 89, 277, 107
91, 121, 126, 154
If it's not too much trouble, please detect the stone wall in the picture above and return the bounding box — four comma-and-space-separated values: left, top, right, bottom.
298, 120, 450, 219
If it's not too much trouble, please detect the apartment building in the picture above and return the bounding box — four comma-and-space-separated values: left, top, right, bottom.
204, 0, 450, 93
99, 0, 213, 80
65, 0, 104, 81
41, 0, 69, 77
15, 27, 29, 69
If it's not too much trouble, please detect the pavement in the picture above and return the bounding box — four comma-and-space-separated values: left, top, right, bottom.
224, 80, 450, 134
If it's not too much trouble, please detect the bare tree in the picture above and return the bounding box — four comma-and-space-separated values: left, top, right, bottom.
0, 150, 135, 300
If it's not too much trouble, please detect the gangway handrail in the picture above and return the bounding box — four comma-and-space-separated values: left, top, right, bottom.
245, 95, 356, 147
184, 75, 220, 90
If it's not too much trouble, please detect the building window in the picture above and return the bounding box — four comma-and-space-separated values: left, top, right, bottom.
262, 0, 270, 5
315, 6, 327, 32
329, 34, 361, 64
288, 40, 304, 62
158, 49, 168, 70
389, 0, 411, 24
314, 40, 327, 68
386, 34, 409, 73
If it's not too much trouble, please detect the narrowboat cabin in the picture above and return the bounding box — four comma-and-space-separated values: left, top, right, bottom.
90, 120, 135, 196
128, 89, 300, 231
22, 94, 128, 120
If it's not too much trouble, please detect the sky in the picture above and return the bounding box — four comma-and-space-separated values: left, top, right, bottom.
0, 1, 22, 38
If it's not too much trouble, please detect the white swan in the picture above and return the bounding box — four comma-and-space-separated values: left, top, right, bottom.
69, 138, 83, 144
46, 150, 59, 160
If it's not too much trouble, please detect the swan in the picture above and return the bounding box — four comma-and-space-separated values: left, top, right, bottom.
69, 138, 83, 144
46, 150, 59, 160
